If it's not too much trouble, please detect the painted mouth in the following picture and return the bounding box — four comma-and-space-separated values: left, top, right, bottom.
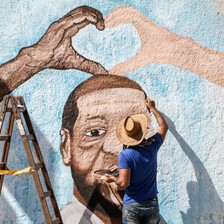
93, 167, 124, 207
93, 168, 119, 180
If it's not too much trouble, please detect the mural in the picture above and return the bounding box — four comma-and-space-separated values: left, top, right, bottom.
60, 75, 153, 223
0, 1, 223, 224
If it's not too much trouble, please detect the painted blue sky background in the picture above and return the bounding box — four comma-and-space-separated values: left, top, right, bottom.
0, 0, 224, 223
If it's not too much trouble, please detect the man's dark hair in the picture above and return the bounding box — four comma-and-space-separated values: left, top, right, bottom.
62, 75, 145, 134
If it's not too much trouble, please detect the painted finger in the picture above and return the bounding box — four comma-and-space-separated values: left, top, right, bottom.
105, 6, 135, 28
109, 53, 143, 76
75, 53, 108, 76
58, 11, 98, 30
61, 5, 99, 20
63, 20, 90, 39
62, 6, 104, 30
81, 5, 105, 30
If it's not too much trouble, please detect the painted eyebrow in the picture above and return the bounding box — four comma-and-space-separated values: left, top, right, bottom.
85, 116, 107, 122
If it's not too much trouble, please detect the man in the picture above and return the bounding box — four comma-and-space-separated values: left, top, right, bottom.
59, 74, 154, 223
105, 98, 168, 223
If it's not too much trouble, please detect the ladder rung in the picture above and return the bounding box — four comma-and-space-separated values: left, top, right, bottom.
35, 162, 44, 169
44, 191, 52, 198
6, 106, 26, 113
27, 135, 35, 141
52, 218, 61, 224
0, 135, 10, 141
0, 162, 5, 169
6, 108, 12, 112
17, 105, 26, 112
31, 163, 44, 171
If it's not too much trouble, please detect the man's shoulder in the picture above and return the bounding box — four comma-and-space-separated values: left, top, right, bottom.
148, 133, 163, 143
119, 149, 129, 159
118, 147, 137, 164
121, 146, 138, 155
146, 133, 163, 147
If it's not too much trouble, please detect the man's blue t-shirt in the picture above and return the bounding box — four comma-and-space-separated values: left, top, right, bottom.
118, 134, 163, 204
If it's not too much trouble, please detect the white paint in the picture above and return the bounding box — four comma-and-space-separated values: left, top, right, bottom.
16, 119, 25, 135
60, 196, 103, 224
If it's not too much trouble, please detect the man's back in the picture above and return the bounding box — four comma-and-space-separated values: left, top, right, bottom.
118, 134, 163, 203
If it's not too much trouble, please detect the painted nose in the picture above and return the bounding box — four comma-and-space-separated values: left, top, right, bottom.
103, 128, 123, 155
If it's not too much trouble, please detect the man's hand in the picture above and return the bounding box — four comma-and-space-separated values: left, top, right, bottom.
145, 98, 168, 141
104, 169, 130, 189
105, 174, 116, 183
21, 5, 108, 75
145, 98, 155, 111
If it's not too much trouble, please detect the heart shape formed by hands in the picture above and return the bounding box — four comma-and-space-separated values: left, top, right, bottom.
72, 24, 141, 72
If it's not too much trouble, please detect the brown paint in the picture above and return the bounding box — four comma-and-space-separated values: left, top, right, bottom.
0, 6, 108, 101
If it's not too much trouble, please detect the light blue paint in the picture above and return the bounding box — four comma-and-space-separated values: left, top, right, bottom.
0, 0, 224, 223
72, 24, 141, 71
1, 185, 32, 224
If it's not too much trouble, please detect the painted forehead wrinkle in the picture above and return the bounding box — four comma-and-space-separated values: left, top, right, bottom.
77, 88, 146, 106
85, 116, 107, 121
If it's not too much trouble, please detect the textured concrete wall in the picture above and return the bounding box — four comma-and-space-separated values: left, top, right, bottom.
0, 0, 224, 223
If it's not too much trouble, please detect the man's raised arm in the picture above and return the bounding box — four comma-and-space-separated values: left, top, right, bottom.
145, 98, 168, 142
0, 5, 108, 101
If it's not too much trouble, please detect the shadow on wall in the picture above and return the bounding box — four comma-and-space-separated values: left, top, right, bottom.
0, 113, 58, 223
163, 114, 224, 224
79, 191, 167, 224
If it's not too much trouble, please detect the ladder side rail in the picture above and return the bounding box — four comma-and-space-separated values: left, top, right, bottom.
40, 166, 63, 223
10, 97, 53, 223
1, 111, 14, 163
0, 96, 10, 132
18, 98, 63, 222
18, 97, 45, 163
0, 111, 14, 194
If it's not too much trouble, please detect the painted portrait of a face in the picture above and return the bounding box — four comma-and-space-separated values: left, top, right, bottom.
60, 75, 153, 223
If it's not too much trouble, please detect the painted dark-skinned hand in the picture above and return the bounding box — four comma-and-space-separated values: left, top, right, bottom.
24, 5, 108, 75
0, 6, 108, 100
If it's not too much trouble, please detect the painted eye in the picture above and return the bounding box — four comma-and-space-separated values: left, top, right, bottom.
85, 129, 106, 137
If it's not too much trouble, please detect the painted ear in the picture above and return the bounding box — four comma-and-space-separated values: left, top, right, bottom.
60, 128, 71, 166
